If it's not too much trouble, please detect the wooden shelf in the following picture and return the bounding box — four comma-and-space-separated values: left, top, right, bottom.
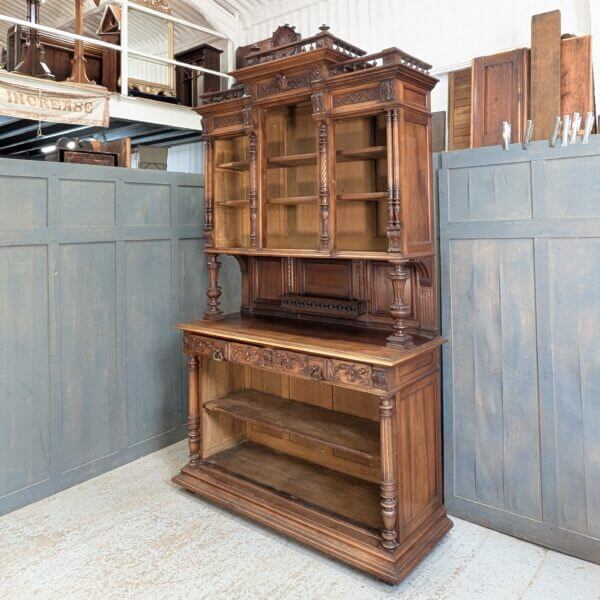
267, 153, 317, 168
337, 146, 387, 162
206, 390, 380, 462
216, 199, 249, 207
207, 442, 383, 530
337, 192, 387, 202
216, 160, 249, 172
268, 195, 319, 205
266, 147, 387, 169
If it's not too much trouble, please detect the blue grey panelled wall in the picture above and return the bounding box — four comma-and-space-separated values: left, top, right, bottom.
0, 158, 240, 516
439, 137, 600, 564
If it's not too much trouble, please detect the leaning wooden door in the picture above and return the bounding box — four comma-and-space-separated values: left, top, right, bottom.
439, 139, 600, 565
471, 48, 529, 147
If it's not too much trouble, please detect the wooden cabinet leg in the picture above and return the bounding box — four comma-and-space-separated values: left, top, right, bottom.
188, 355, 200, 467
379, 394, 399, 551
204, 254, 224, 321
387, 260, 415, 349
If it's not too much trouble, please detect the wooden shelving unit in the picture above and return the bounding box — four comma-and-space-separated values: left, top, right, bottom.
338, 192, 388, 202
215, 199, 249, 207
206, 389, 380, 462
174, 25, 450, 585
267, 195, 319, 205
337, 145, 387, 162
267, 153, 317, 168
206, 442, 383, 530
216, 160, 249, 171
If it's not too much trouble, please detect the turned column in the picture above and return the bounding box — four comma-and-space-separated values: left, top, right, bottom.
386, 108, 402, 252
204, 138, 215, 248
187, 355, 200, 467
387, 260, 415, 348
379, 394, 399, 551
248, 131, 259, 248
204, 254, 224, 320
318, 120, 331, 251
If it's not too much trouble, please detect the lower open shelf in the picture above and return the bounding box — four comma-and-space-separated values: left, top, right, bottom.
206, 442, 383, 531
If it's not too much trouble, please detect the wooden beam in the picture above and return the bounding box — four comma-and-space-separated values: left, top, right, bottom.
530, 10, 561, 140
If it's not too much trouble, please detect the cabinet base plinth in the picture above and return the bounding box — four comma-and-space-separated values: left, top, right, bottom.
172, 463, 452, 584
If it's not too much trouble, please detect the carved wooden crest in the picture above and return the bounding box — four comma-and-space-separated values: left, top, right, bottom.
271, 24, 301, 48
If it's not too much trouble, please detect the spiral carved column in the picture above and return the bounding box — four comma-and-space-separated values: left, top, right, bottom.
379, 394, 399, 551
248, 131, 258, 248
187, 355, 200, 467
318, 121, 331, 251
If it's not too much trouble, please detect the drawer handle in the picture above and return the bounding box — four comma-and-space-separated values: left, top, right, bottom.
211, 348, 225, 362
309, 366, 325, 382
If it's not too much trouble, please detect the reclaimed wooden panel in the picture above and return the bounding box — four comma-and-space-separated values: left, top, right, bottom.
448, 68, 472, 150
545, 155, 600, 218
472, 49, 529, 148
59, 179, 116, 226
432, 111, 447, 152
178, 185, 204, 225
0, 175, 47, 228
561, 35, 594, 119
59, 242, 119, 471
120, 183, 171, 225
0, 158, 240, 518
548, 239, 600, 539
0, 246, 50, 497
530, 10, 561, 140
448, 239, 540, 516
125, 240, 174, 445
448, 162, 532, 221
440, 137, 600, 564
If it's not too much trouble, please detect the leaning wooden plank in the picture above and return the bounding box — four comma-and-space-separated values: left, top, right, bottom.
561, 35, 595, 125
531, 10, 562, 140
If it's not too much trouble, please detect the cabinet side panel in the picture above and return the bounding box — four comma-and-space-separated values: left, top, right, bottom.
396, 366, 442, 542
403, 112, 434, 255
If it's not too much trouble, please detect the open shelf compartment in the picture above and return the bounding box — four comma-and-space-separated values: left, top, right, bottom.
214, 135, 250, 248
264, 101, 320, 250
206, 389, 380, 463
206, 442, 383, 530
335, 114, 389, 252
199, 359, 383, 531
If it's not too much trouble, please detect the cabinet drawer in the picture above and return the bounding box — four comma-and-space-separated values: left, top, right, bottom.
184, 335, 379, 392
327, 360, 372, 389
183, 334, 228, 361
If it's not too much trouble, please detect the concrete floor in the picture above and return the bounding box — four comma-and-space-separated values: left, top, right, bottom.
1, 441, 599, 600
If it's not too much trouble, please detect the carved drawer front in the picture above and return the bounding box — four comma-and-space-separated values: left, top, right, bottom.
230, 343, 262, 366
217, 340, 380, 391
183, 334, 228, 362
326, 360, 373, 389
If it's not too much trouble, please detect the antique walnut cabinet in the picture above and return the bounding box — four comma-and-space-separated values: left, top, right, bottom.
173, 25, 452, 584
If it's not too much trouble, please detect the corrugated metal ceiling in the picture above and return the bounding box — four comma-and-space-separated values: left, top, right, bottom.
0, 1, 221, 53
